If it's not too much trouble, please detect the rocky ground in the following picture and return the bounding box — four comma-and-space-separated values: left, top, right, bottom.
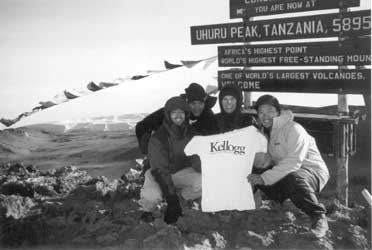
0, 162, 370, 250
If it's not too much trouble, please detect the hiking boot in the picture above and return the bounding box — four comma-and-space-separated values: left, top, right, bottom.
310, 214, 328, 238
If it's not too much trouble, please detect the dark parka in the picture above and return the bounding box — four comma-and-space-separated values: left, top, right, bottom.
135, 94, 217, 154
214, 84, 255, 133
148, 97, 200, 197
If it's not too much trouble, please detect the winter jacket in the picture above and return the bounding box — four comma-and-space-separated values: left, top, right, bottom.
214, 113, 255, 133
135, 108, 164, 154
135, 94, 217, 154
260, 110, 329, 191
190, 107, 217, 136
147, 102, 199, 196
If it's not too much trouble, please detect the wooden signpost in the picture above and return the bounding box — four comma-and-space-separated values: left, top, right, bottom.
190, 0, 371, 206
230, 0, 361, 18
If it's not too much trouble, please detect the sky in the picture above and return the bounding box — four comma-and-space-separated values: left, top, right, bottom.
0, 0, 370, 119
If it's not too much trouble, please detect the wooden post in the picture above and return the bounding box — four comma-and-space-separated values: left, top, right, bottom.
338, 94, 349, 115
335, 121, 349, 206
242, 13, 253, 111
243, 91, 252, 109
336, 87, 350, 206
335, 5, 350, 206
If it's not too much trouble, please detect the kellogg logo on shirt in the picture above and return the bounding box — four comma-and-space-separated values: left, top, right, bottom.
210, 140, 246, 155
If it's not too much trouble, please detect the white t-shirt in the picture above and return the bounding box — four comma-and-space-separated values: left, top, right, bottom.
184, 126, 267, 212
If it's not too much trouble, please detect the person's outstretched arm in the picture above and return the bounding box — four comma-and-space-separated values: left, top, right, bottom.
135, 108, 164, 154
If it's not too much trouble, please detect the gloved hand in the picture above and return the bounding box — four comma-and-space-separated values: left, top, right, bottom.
187, 155, 201, 173
164, 195, 182, 224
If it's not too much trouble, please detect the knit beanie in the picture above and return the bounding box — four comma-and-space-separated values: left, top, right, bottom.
254, 95, 281, 113
185, 83, 206, 102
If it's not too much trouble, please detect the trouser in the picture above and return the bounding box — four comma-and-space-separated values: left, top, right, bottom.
253, 166, 326, 218
139, 167, 202, 212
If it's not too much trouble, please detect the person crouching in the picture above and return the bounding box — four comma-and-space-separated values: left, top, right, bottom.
248, 94, 330, 238
139, 96, 201, 224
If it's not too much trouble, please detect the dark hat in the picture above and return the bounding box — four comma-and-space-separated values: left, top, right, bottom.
254, 95, 281, 112
219, 84, 242, 101
185, 83, 206, 102
218, 84, 243, 114
164, 96, 190, 113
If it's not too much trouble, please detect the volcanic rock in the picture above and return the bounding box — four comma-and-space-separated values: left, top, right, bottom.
0, 162, 370, 249
142, 226, 184, 250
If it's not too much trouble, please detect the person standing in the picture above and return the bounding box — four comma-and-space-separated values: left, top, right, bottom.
247, 94, 330, 238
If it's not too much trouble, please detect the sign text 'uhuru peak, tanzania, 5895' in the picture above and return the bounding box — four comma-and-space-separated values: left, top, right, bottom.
229, 0, 360, 18
190, 10, 370, 45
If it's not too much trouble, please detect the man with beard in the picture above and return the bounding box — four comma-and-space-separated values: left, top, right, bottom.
139, 96, 201, 224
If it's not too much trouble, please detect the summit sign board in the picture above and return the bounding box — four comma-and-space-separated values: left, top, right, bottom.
230, 0, 361, 18
218, 69, 371, 94
218, 37, 371, 66
190, 10, 371, 45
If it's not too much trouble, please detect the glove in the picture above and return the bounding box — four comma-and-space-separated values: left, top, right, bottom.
187, 155, 201, 173
164, 195, 182, 224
